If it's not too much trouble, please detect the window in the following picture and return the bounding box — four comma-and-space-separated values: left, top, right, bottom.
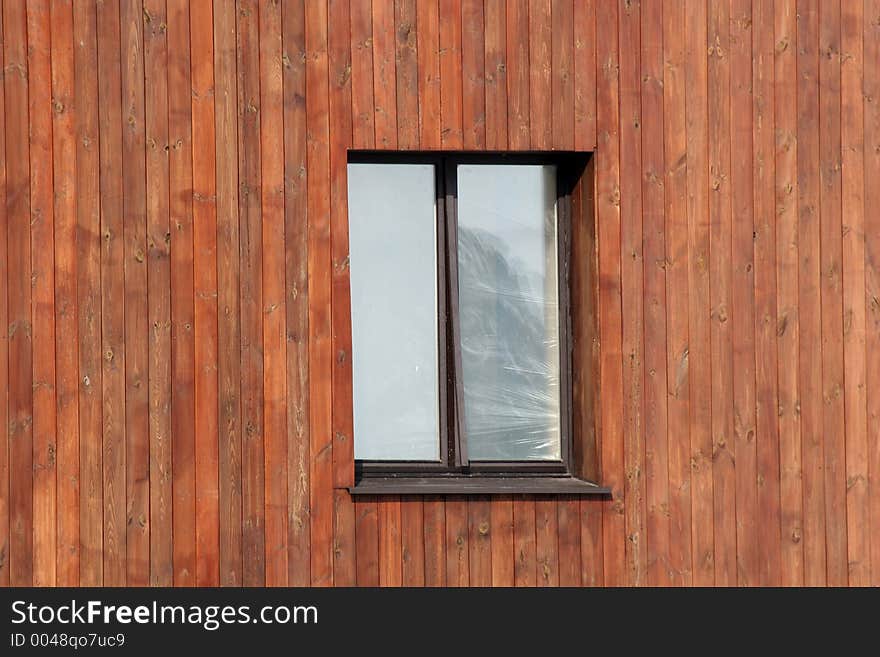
347, 153, 605, 495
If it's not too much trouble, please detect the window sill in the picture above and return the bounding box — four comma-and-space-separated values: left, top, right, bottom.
348, 475, 610, 496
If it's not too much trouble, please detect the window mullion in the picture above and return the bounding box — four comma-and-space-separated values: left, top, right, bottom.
443, 159, 468, 469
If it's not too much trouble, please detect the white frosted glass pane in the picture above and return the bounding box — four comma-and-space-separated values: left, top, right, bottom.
457, 164, 561, 461
348, 163, 440, 461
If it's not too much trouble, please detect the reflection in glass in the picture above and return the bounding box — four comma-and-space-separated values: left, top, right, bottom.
456, 164, 561, 461
348, 163, 440, 461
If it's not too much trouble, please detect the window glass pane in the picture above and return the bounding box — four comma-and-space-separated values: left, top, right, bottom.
456, 164, 561, 461
348, 163, 440, 461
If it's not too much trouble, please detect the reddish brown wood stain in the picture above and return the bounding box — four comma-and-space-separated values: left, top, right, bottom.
0, 0, 876, 586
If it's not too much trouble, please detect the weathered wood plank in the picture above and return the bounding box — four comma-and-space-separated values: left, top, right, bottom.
328, 0, 355, 587
50, 0, 79, 588
817, 0, 847, 587
168, 0, 196, 587
841, 0, 869, 586
282, 0, 310, 588
595, 0, 625, 587
260, 0, 288, 587
550, 0, 573, 150
528, 0, 551, 149
619, 0, 646, 587
27, 0, 57, 588
640, 0, 670, 587
305, 0, 333, 586
663, 0, 692, 587
438, 0, 462, 148
774, 0, 804, 586
73, 0, 102, 587
752, 0, 782, 587
484, 0, 507, 150
461, 0, 485, 149
573, 0, 596, 151
213, 0, 243, 587
686, 0, 714, 586
190, 0, 219, 588
143, 0, 172, 587
796, 0, 826, 586
730, 0, 758, 586
120, 0, 149, 588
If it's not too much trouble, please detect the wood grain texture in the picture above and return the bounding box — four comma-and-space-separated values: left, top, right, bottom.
50, 0, 79, 587
190, 0, 219, 588
28, 0, 56, 588
121, 0, 149, 588
3, 0, 875, 589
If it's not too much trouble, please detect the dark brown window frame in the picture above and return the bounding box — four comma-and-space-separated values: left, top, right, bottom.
347, 151, 608, 496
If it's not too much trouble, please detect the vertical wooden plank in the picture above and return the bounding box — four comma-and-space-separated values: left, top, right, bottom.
355, 498, 379, 586
535, 498, 558, 586
663, 0, 692, 587
484, 0, 507, 149
557, 498, 580, 586
774, 0, 804, 586
328, 0, 355, 587
237, 0, 265, 587
96, 0, 126, 588
796, 0, 826, 586
841, 0, 868, 586
350, 0, 375, 148
580, 499, 603, 586
445, 497, 469, 585
417, 0, 441, 148
513, 497, 536, 586
419, 0, 445, 584
528, 0, 550, 149
818, 0, 847, 587
573, 0, 596, 151
73, 0, 101, 587
260, 0, 288, 588
596, 0, 625, 587
550, 0, 573, 150
640, 0, 670, 588
305, 0, 333, 586
50, 0, 79, 587
438, 0, 462, 148
6, 0, 33, 588
573, 158, 603, 588
27, 0, 56, 588
0, 5, 4, 576
707, 0, 735, 587
379, 498, 402, 586
423, 495, 446, 586
372, 0, 398, 148
395, 0, 419, 149
618, 0, 646, 587
752, 0, 782, 587
505, 0, 528, 150
120, 0, 149, 588
0, 0, 7, 589
865, 0, 880, 588
401, 497, 425, 586
461, 0, 485, 149
168, 0, 196, 587
190, 0, 219, 588
468, 496, 492, 586
214, 0, 242, 587
143, 0, 172, 587
686, 0, 713, 586
490, 497, 514, 586
282, 0, 311, 588
730, 0, 758, 586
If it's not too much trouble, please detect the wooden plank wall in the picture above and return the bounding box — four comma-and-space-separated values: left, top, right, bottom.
0, 0, 878, 586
